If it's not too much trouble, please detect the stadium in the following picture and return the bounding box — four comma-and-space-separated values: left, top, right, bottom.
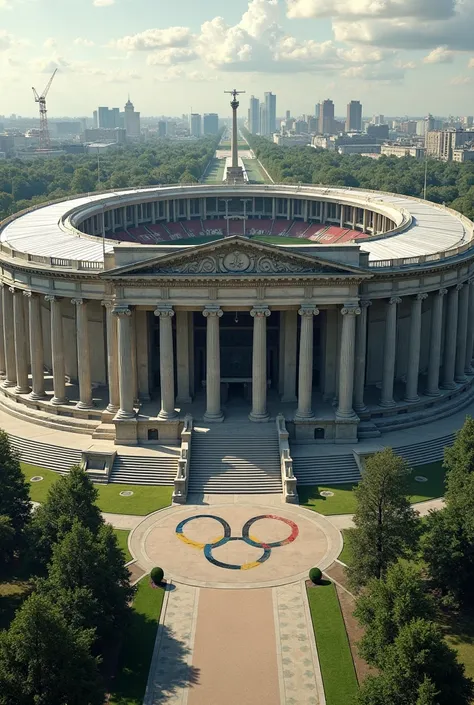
0, 182, 473, 493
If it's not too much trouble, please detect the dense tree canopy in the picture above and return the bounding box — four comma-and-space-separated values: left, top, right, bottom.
245, 132, 474, 221
0, 431, 30, 563
346, 448, 419, 588
0, 135, 221, 221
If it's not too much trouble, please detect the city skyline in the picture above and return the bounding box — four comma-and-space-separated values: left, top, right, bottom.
0, 0, 473, 117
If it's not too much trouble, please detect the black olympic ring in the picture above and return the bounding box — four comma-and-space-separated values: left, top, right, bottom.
175, 514, 299, 570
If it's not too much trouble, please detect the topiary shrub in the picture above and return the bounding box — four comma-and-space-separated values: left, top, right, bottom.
309, 567, 322, 584
150, 567, 164, 586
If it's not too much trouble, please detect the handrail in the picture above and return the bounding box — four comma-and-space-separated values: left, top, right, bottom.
172, 414, 192, 504
1, 182, 473, 272
276, 413, 297, 503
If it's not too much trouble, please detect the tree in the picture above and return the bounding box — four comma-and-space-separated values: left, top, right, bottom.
444, 416, 474, 529
0, 516, 15, 564
30, 465, 103, 568
0, 593, 104, 705
0, 431, 31, 560
355, 561, 435, 667
345, 448, 419, 588
38, 520, 133, 647
357, 619, 473, 705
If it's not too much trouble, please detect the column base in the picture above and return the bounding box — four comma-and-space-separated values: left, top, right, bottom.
176, 396, 192, 404
158, 409, 178, 421
29, 391, 46, 401
203, 410, 224, 423
379, 399, 396, 408
51, 396, 68, 406
249, 410, 270, 423
404, 395, 420, 403
465, 366, 474, 375
14, 385, 30, 395
2, 380, 16, 389
353, 404, 368, 414
335, 409, 358, 420
114, 409, 136, 420
76, 401, 93, 410
455, 375, 468, 384
106, 403, 120, 414
294, 410, 314, 421
441, 382, 457, 390
424, 389, 441, 398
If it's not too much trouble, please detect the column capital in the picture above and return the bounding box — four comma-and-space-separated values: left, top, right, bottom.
154, 304, 174, 318
250, 305, 271, 318
455, 284, 464, 292
341, 304, 361, 316
298, 305, 319, 317
415, 293, 428, 301
360, 299, 372, 308
8, 286, 15, 294
22, 290, 33, 299
71, 298, 84, 305
112, 306, 132, 318
468, 279, 474, 286
438, 288, 448, 297
203, 305, 223, 318
101, 299, 115, 309
389, 296, 402, 305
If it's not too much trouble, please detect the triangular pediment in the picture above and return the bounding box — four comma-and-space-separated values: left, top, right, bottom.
104, 236, 368, 278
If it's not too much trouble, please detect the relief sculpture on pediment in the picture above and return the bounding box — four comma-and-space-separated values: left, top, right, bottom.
157, 249, 323, 275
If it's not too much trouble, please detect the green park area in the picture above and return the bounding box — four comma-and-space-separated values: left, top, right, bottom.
242, 158, 272, 184
203, 157, 226, 184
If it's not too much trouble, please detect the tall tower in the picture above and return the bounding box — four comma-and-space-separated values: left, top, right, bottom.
225, 89, 245, 183
346, 100, 362, 132
319, 99, 335, 135
264, 92, 276, 135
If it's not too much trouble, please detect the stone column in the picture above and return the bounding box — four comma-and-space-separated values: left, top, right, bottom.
154, 305, 177, 420
249, 305, 271, 422
0, 287, 5, 376
380, 296, 401, 407
102, 301, 119, 413
295, 305, 319, 420
203, 305, 224, 422
353, 300, 371, 412
426, 289, 447, 397
113, 306, 134, 419
2, 287, 16, 388
13, 289, 29, 394
24, 291, 45, 399
455, 282, 469, 383
465, 280, 474, 374
405, 293, 427, 402
45, 296, 67, 404
442, 285, 460, 390
282, 310, 297, 402
72, 298, 93, 409
337, 304, 360, 418
176, 311, 191, 404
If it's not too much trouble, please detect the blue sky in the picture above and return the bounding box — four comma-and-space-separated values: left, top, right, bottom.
1, 0, 473, 118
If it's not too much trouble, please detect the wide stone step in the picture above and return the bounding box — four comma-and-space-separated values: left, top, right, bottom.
9, 435, 82, 473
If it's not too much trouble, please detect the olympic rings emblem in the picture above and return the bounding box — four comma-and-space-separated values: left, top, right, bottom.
175, 514, 299, 570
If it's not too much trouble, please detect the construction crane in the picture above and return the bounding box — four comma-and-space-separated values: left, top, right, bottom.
32, 69, 57, 150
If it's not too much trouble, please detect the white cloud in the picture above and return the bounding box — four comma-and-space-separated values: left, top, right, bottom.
74, 37, 95, 47
43, 37, 57, 50
146, 47, 197, 66
112, 27, 192, 51
0, 30, 14, 50
333, 2, 474, 51
31, 54, 71, 73
286, 0, 456, 20
450, 75, 471, 85
93, 0, 115, 6
342, 64, 405, 81
423, 45, 454, 64
154, 66, 217, 82
468, 58, 474, 69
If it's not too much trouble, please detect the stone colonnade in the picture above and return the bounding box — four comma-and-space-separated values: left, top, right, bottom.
354, 280, 474, 411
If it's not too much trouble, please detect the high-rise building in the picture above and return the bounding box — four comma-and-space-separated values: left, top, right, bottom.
190, 113, 202, 137
426, 129, 473, 161
260, 104, 267, 136
346, 100, 362, 132
264, 92, 276, 136
315, 103, 320, 121
372, 114, 385, 125
124, 99, 140, 140
97, 106, 122, 130
203, 113, 219, 135
92, 110, 98, 129
285, 110, 291, 121
158, 121, 167, 138
319, 99, 335, 135
249, 96, 260, 135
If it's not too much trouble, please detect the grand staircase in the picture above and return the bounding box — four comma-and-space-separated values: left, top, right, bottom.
188, 424, 282, 494
292, 453, 361, 486
108, 446, 179, 485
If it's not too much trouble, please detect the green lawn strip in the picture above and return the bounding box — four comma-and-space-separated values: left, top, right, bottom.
113, 529, 132, 563
307, 582, 359, 705
299, 461, 445, 516
109, 578, 165, 705
96, 485, 173, 515
444, 610, 474, 682
0, 561, 33, 630
337, 530, 352, 566
21, 463, 173, 516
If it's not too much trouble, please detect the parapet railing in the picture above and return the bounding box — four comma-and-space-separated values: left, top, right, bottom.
172, 414, 192, 504
276, 414, 298, 503
1, 182, 473, 272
